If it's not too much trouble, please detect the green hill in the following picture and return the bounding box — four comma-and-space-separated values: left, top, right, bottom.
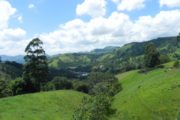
0, 90, 87, 120
49, 36, 180, 75
0, 63, 179, 120
111, 65, 180, 120
0, 62, 22, 79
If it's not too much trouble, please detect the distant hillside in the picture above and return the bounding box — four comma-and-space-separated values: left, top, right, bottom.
91, 46, 119, 54
0, 62, 22, 79
0, 55, 24, 63
0, 90, 87, 120
49, 36, 180, 75
110, 63, 180, 120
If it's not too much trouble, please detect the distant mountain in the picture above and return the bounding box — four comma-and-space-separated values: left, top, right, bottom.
0, 55, 24, 63
49, 36, 180, 74
1, 36, 179, 75
91, 46, 119, 54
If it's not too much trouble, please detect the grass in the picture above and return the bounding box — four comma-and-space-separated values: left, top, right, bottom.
0, 90, 87, 120
110, 66, 180, 120
0, 62, 179, 120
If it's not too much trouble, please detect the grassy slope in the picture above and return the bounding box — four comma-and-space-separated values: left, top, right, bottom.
111, 65, 180, 120
0, 90, 86, 120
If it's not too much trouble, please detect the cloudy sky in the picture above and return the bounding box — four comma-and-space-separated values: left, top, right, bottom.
0, 0, 180, 55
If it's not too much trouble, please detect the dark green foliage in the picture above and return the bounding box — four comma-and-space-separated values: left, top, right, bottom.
73, 94, 114, 120
75, 84, 89, 93
159, 54, 170, 64
0, 62, 22, 79
0, 73, 12, 98
51, 76, 73, 90
23, 38, 48, 93
10, 78, 25, 96
43, 82, 55, 91
91, 81, 121, 96
144, 43, 160, 68
73, 72, 121, 120
173, 60, 179, 68
0, 62, 23, 98
87, 72, 121, 96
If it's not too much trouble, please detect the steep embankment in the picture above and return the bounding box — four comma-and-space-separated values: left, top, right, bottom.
0, 90, 87, 120
111, 64, 180, 120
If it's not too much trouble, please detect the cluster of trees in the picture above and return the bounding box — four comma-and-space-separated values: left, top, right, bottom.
73, 72, 121, 120
144, 43, 161, 68
0, 38, 122, 97
0, 38, 48, 97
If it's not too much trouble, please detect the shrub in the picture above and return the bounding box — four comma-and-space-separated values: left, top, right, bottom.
51, 77, 73, 90
73, 94, 115, 120
173, 60, 179, 68
43, 82, 55, 91
75, 84, 89, 93
0, 75, 12, 98
10, 78, 25, 95
159, 54, 170, 64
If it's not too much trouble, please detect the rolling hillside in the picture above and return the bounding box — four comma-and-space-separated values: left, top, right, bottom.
110, 63, 180, 120
0, 62, 179, 120
0, 62, 22, 79
0, 90, 87, 120
49, 36, 180, 74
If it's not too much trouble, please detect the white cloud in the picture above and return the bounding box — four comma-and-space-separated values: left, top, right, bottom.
0, 0, 16, 29
0, 0, 27, 55
160, 0, 180, 7
38, 13, 129, 54
132, 10, 180, 41
76, 0, 106, 17
0, 28, 27, 55
112, 0, 145, 11
39, 10, 180, 55
28, 3, 35, 9
0, 0, 180, 56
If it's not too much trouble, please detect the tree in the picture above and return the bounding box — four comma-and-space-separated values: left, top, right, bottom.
159, 54, 170, 64
51, 76, 73, 90
173, 60, 179, 68
0, 73, 12, 98
144, 43, 160, 68
23, 38, 48, 93
73, 94, 114, 120
10, 77, 26, 96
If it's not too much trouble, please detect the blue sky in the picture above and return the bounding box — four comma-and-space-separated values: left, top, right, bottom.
8, 0, 81, 36
8, 0, 160, 35
0, 0, 180, 55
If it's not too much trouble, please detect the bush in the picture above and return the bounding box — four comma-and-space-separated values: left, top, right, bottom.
51, 77, 73, 90
73, 94, 115, 120
43, 82, 55, 91
159, 54, 170, 64
75, 84, 89, 93
173, 60, 179, 68
0, 75, 12, 98
10, 78, 25, 95
87, 72, 121, 95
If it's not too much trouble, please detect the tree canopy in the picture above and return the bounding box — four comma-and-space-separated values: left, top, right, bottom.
144, 43, 160, 68
23, 38, 48, 93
